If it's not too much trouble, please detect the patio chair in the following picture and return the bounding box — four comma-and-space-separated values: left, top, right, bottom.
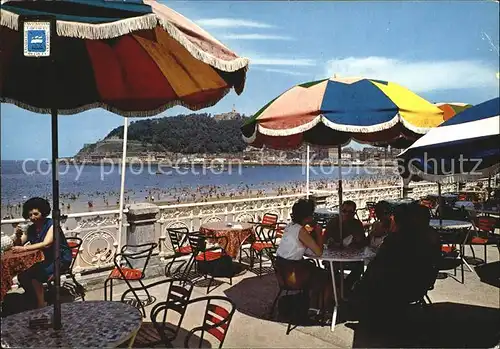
420, 199, 437, 218
468, 215, 499, 264
185, 233, 233, 293
438, 229, 469, 284
182, 296, 236, 348
269, 258, 318, 335
104, 242, 157, 317
241, 213, 283, 265
164, 227, 192, 277
46, 236, 86, 302
365, 202, 377, 222
123, 277, 194, 347
249, 224, 278, 277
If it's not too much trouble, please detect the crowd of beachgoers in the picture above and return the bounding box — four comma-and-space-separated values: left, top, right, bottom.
1, 174, 401, 219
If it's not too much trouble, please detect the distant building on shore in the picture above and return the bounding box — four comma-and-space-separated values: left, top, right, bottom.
214, 105, 244, 121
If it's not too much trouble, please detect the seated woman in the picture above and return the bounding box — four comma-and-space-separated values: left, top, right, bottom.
368, 201, 397, 250
11, 197, 72, 309
276, 199, 332, 312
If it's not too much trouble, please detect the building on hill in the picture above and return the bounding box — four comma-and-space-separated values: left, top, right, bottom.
214, 105, 243, 121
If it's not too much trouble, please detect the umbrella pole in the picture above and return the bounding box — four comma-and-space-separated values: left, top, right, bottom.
51, 108, 62, 330
118, 118, 129, 255
306, 145, 310, 199
487, 175, 491, 200
438, 183, 443, 226
338, 145, 343, 243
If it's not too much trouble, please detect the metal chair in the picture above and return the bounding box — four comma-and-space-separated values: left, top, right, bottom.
182, 296, 236, 348
248, 224, 277, 277
104, 242, 157, 317
46, 236, 86, 302
468, 215, 499, 264
126, 277, 194, 347
269, 258, 317, 335
184, 233, 232, 293
164, 227, 192, 277
438, 228, 470, 284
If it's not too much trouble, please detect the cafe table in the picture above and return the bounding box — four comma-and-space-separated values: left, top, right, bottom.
429, 219, 472, 230
1, 301, 142, 348
305, 247, 376, 331
1, 249, 44, 302
199, 222, 254, 259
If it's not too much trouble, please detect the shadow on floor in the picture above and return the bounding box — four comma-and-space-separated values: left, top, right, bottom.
120, 321, 212, 348
1, 284, 82, 317
475, 261, 500, 288
348, 302, 500, 348
223, 272, 320, 331
223, 273, 279, 320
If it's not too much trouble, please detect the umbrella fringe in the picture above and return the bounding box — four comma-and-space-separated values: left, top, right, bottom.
257, 116, 323, 137
400, 116, 434, 134
57, 15, 158, 40
404, 161, 500, 184
321, 113, 400, 133
1, 9, 249, 75
157, 17, 249, 74
0, 88, 231, 117
0, 8, 17, 30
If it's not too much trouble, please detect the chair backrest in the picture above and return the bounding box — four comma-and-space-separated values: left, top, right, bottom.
183, 296, 236, 349
420, 199, 434, 209
166, 227, 189, 250
186, 232, 205, 254
116, 243, 158, 276
477, 216, 496, 233
366, 202, 377, 221
65, 237, 83, 274
261, 213, 279, 227
149, 278, 195, 343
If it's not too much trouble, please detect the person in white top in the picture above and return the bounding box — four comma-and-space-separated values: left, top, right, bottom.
276, 199, 332, 312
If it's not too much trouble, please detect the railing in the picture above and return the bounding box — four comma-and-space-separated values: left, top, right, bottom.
0, 180, 484, 276
1, 209, 125, 274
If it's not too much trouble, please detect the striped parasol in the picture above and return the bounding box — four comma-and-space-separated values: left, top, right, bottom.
0, 0, 249, 116
435, 102, 473, 122
398, 97, 500, 184
1, 0, 249, 329
242, 76, 445, 149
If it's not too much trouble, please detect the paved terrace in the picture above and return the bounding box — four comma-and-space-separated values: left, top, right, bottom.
2, 247, 499, 348
75, 246, 499, 348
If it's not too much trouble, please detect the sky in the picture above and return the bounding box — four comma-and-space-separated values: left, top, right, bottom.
1, 0, 499, 160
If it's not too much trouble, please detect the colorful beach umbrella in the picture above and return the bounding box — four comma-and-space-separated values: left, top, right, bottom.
242, 76, 445, 150
242, 76, 445, 258
1, 0, 249, 329
435, 102, 473, 122
398, 97, 500, 184
1, 0, 249, 115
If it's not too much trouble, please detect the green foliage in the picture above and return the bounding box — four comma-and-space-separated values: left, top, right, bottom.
104, 113, 249, 154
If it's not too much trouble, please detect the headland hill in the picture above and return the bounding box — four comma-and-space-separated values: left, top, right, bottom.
64, 108, 400, 167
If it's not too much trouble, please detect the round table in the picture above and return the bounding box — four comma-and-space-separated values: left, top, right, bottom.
199, 222, 254, 259
430, 219, 472, 230
305, 247, 376, 331
1, 249, 44, 302
1, 301, 142, 348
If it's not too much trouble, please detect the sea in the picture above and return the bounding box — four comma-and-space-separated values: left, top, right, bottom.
1, 160, 398, 209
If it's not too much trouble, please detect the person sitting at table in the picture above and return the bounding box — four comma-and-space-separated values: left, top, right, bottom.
11, 197, 72, 309
368, 201, 397, 250
276, 198, 333, 312
324, 200, 367, 294
348, 204, 440, 322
